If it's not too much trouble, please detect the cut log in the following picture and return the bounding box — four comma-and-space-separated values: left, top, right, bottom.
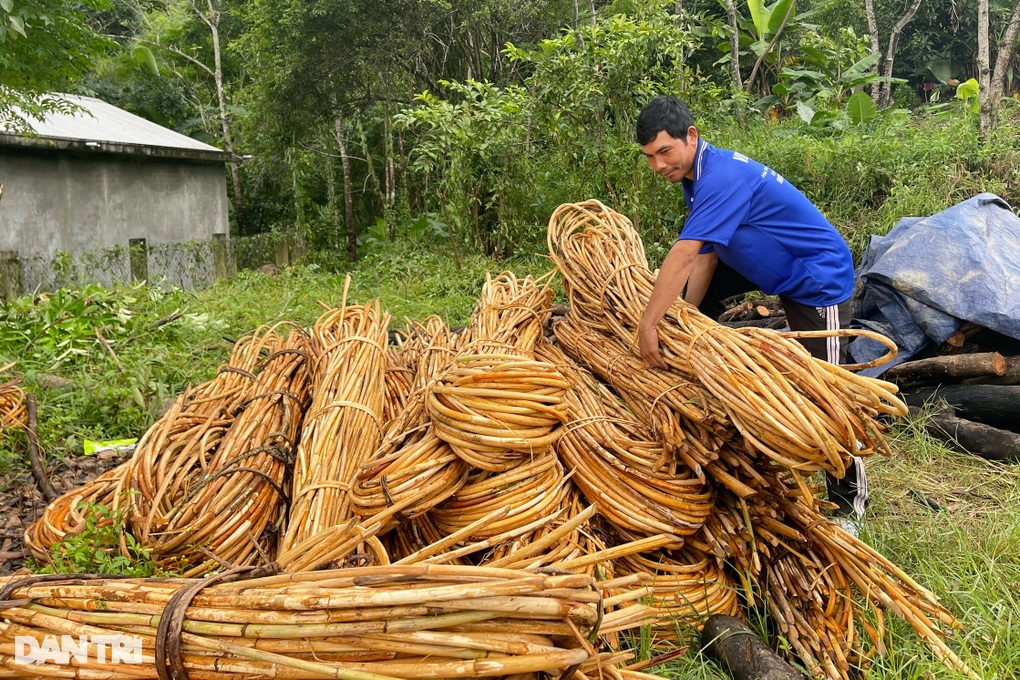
702, 614, 805, 680
943, 321, 983, 349
720, 302, 754, 323
963, 356, 1020, 386
886, 352, 1007, 384
755, 304, 772, 318
911, 406, 1020, 463
900, 384, 1020, 432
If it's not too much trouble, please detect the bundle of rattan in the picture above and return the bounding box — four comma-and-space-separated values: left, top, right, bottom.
428, 273, 570, 472
23, 462, 130, 564
0, 363, 26, 439
280, 299, 389, 555
553, 315, 758, 497
353, 317, 470, 525
0, 565, 614, 679
427, 354, 570, 471
612, 547, 740, 642
118, 327, 280, 546
547, 200, 907, 478
460, 271, 556, 357
150, 327, 312, 575
432, 453, 571, 538
536, 338, 714, 538
688, 464, 976, 679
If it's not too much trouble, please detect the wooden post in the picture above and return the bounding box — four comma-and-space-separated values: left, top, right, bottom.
0, 250, 21, 303
212, 233, 229, 281
275, 236, 290, 266
129, 238, 148, 283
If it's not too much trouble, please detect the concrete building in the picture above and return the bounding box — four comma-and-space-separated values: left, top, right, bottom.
0, 94, 233, 294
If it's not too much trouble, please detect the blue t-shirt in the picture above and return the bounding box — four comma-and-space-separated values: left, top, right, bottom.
679, 140, 854, 307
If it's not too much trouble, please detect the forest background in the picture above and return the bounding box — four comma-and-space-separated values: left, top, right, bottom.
6, 0, 1020, 264
4, 2, 1020, 678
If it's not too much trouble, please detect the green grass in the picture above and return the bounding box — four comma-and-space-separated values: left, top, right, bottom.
2, 245, 1018, 678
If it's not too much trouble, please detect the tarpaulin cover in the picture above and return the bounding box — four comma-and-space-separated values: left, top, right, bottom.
849, 193, 1020, 376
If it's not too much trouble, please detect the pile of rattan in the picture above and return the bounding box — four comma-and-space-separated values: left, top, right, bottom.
0, 564, 664, 680
16, 204, 979, 680
0, 362, 27, 440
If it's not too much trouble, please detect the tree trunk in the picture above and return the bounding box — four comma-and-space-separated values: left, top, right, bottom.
918, 407, 1020, 463
865, 0, 881, 102
200, 0, 244, 235
572, 0, 585, 50
724, 0, 743, 90
978, 0, 993, 136
702, 615, 803, 680
885, 352, 1008, 384
877, 0, 924, 108
901, 384, 1020, 432
331, 97, 357, 262
990, 1, 1020, 103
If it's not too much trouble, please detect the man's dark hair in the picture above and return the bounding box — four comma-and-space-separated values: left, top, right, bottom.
635, 96, 695, 145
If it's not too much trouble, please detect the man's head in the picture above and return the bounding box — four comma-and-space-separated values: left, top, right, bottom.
636, 96, 699, 183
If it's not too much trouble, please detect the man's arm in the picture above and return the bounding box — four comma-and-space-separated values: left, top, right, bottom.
683, 251, 718, 308
638, 239, 704, 369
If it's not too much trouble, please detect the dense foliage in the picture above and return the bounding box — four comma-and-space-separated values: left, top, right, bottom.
7, 0, 1020, 260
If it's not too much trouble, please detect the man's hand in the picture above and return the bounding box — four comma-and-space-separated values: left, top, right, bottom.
636, 238, 703, 371
638, 321, 667, 369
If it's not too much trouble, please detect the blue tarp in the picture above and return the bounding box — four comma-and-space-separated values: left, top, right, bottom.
849, 193, 1020, 376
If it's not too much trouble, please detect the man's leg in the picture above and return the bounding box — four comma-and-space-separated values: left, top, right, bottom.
695, 262, 758, 320
780, 298, 867, 519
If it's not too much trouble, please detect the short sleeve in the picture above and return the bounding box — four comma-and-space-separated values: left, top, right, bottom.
679, 173, 752, 247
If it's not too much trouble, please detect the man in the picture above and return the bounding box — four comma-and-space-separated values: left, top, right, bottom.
634, 95, 866, 526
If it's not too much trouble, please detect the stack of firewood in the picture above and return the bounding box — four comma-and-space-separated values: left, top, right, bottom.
878, 322, 1020, 462
717, 297, 786, 329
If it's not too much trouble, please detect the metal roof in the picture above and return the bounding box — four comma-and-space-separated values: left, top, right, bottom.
0, 94, 233, 163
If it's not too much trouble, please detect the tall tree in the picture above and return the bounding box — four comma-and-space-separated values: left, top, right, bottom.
978, 0, 992, 136
115, 0, 246, 232
0, 0, 112, 131
867, 0, 924, 108
988, 1, 1020, 116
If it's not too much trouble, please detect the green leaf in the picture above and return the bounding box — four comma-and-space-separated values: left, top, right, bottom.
846, 91, 877, 124
843, 52, 882, 80
747, 0, 770, 40
955, 77, 979, 101
0, 0, 13, 12
796, 101, 815, 124
133, 45, 159, 76
767, 0, 795, 35
8, 13, 26, 38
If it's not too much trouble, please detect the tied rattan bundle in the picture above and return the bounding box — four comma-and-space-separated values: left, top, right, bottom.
547, 200, 907, 479
353, 317, 470, 524
280, 296, 390, 555
0, 364, 26, 439
536, 338, 714, 538
612, 547, 741, 640
23, 463, 129, 564
460, 271, 556, 357
432, 453, 570, 539
0, 565, 610, 680
427, 354, 570, 471
427, 273, 570, 471
689, 465, 977, 680
118, 328, 279, 547
151, 327, 312, 575
382, 345, 413, 427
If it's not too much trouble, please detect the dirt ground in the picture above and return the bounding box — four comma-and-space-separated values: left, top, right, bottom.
1, 448, 130, 575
